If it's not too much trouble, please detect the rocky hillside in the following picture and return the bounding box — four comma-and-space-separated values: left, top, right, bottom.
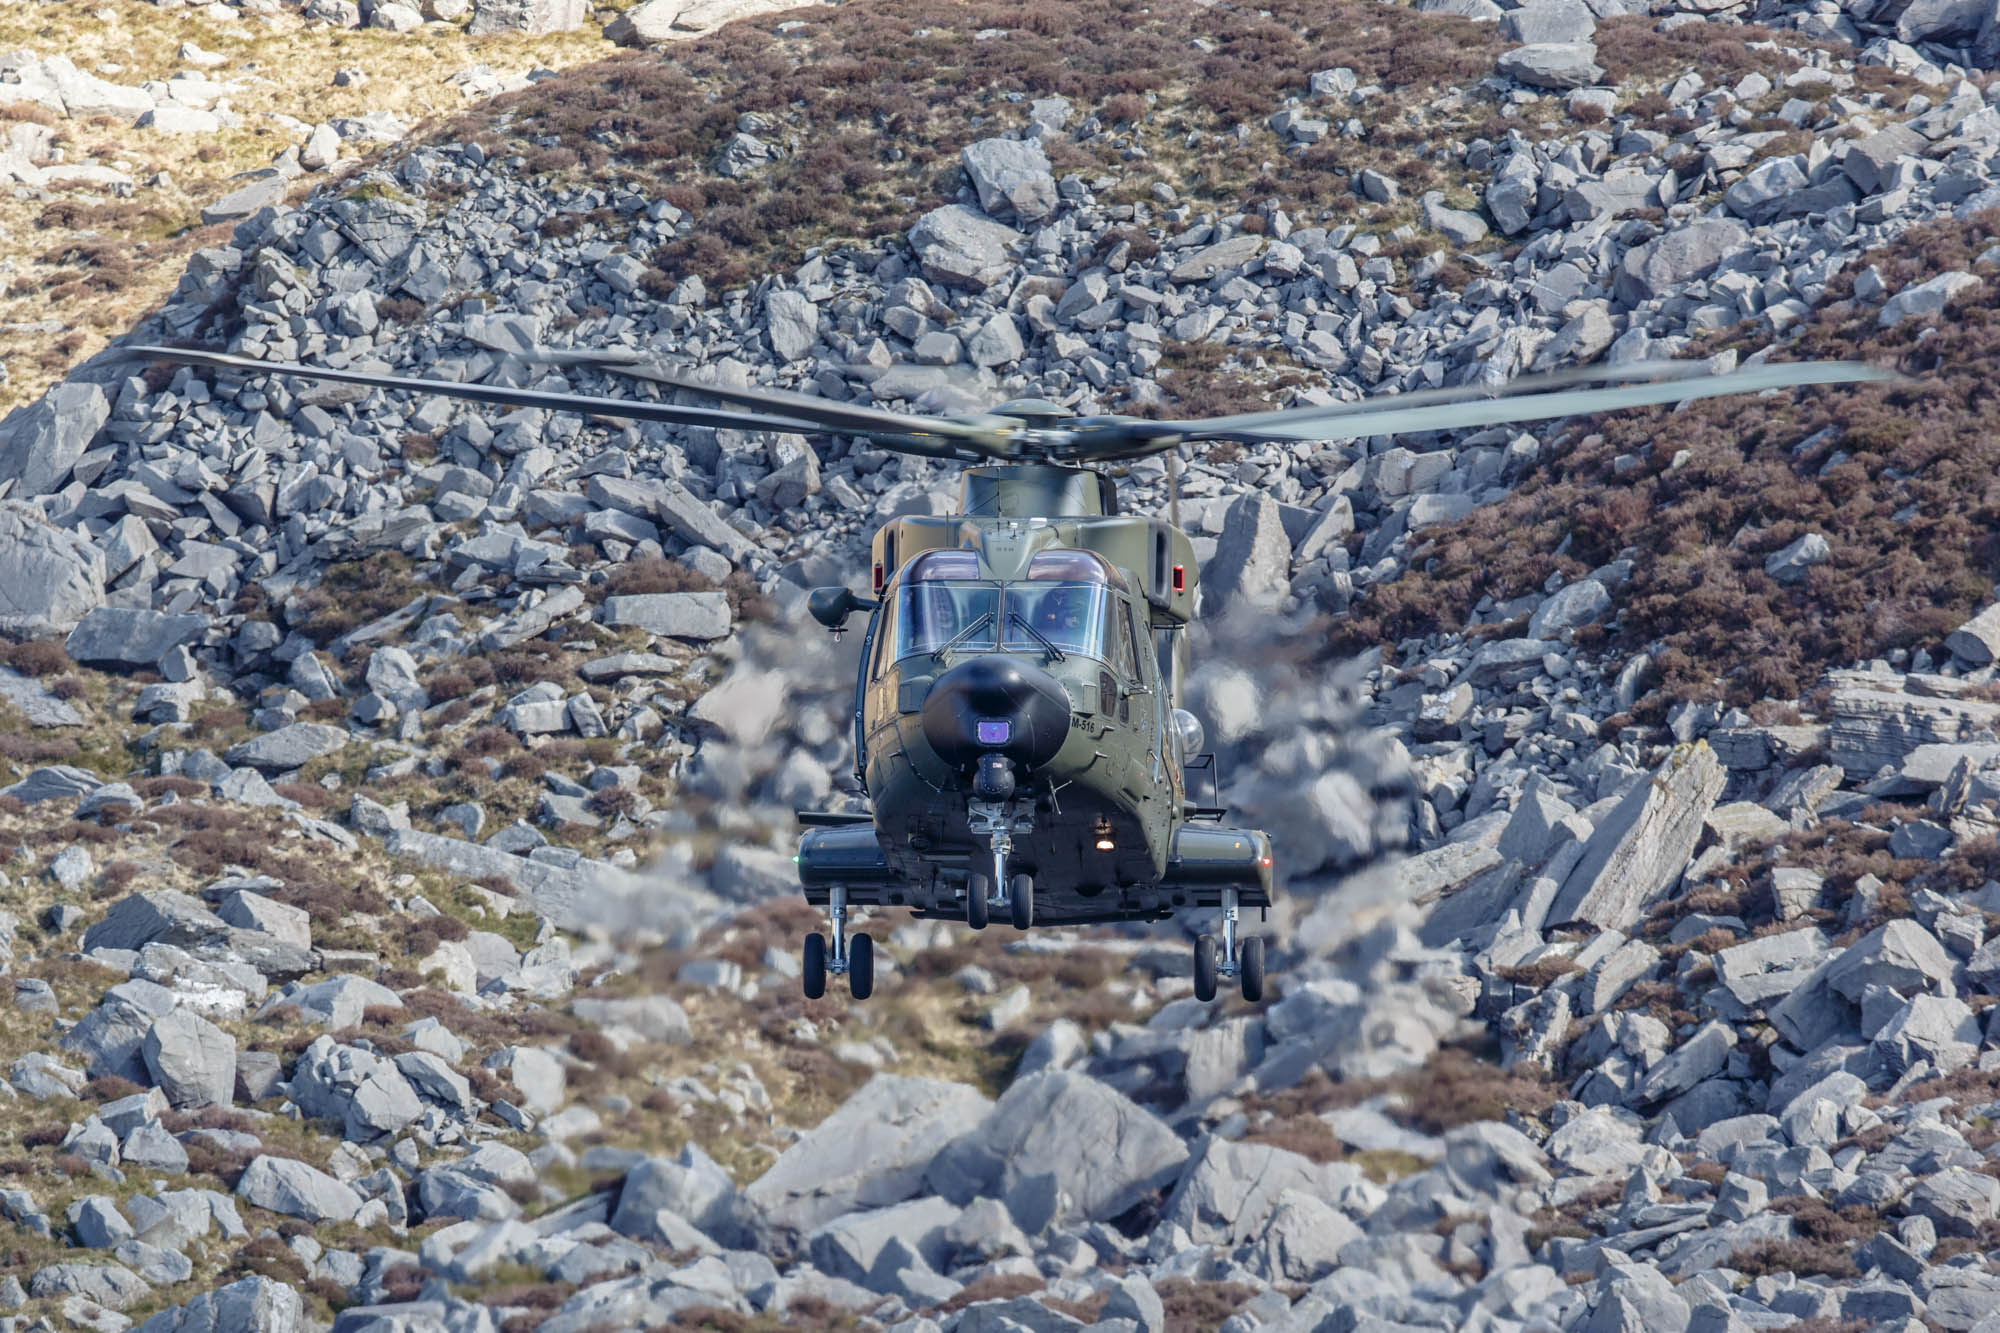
0, 0, 1995, 1330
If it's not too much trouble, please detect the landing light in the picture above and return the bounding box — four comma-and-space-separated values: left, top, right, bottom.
1095, 838, 1116, 852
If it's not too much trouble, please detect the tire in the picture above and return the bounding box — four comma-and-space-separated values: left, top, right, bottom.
848, 932, 874, 1000
1240, 936, 1266, 1003
802, 932, 827, 1000
966, 874, 990, 931
1193, 934, 1219, 1002
1009, 874, 1034, 931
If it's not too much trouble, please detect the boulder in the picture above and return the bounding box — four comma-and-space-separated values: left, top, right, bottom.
1548, 743, 1725, 931
225, 723, 349, 771
466, 0, 585, 32
925, 1071, 1187, 1230
141, 1009, 236, 1109
65, 609, 210, 668
1500, 0, 1596, 43
0, 381, 109, 499
1495, 43, 1604, 90
83, 891, 228, 954
1880, 271, 1980, 328
599, 592, 732, 640
611, 1143, 739, 1245
1947, 603, 2000, 665
0, 500, 104, 637
1203, 492, 1292, 612
235, 1156, 364, 1223
1614, 220, 1748, 304
907, 205, 1023, 291
1159, 1137, 1356, 1246
130, 1275, 303, 1333
960, 138, 1059, 224
743, 1075, 991, 1238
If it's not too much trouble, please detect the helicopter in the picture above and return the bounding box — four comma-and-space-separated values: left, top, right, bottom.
131, 341, 1894, 1002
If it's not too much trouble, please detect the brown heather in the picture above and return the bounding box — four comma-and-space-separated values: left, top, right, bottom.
1328, 212, 2000, 716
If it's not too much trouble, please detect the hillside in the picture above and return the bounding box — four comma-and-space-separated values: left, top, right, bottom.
0, 0, 1995, 1329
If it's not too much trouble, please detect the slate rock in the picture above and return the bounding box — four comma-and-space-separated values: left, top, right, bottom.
235, 1155, 364, 1223
0, 499, 105, 637
225, 723, 348, 771
131, 1273, 304, 1333
743, 1074, 991, 1239
1615, 220, 1748, 304
65, 608, 209, 668
925, 1070, 1188, 1230
960, 137, 1059, 224
141, 1008, 236, 1109
1549, 742, 1724, 931
1496, 42, 1604, 90
907, 205, 1023, 290
0, 381, 109, 500
1160, 1136, 1356, 1246
610, 1143, 740, 1245
84, 890, 228, 953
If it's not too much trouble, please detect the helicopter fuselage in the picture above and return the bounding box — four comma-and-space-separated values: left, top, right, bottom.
797, 464, 1275, 928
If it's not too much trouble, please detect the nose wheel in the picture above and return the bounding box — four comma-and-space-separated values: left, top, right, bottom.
802, 886, 874, 1000
1192, 889, 1265, 1002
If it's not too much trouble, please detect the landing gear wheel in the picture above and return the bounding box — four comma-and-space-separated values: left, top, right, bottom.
1193, 934, 1219, 1002
848, 932, 874, 1000
1009, 874, 1034, 931
966, 874, 990, 931
802, 932, 827, 1000
1239, 936, 1265, 1003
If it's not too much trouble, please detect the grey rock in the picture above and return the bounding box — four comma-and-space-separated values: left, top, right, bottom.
925, 1070, 1187, 1230
27, 1262, 148, 1310
1906, 1166, 2000, 1237
1763, 533, 1830, 584
764, 289, 818, 363
235, 1155, 364, 1223
1881, 271, 1980, 328
141, 1008, 236, 1109
806, 1195, 958, 1288
744, 1074, 990, 1239
1501, 0, 1596, 43
224, 723, 348, 771
1615, 220, 1748, 305
907, 205, 1023, 291
961, 138, 1058, 224
1947, 603, 2000, 665
65, 609, 209, 667
1203, 493, 1292, 612
1495, 42, 1604, 90
256, 975, 402, 1030
0, 500, 104, 637
1529, 579, 1611, 638
83, 890, 227, 953
1160, 1136, 1356, 1246
131, 1274, 303, 1333
1549, 742, 1724, 931
611, 1143, 739, 1245
0, 381, 109, 500
466, 0, 584, 33
599, 592, 732, 641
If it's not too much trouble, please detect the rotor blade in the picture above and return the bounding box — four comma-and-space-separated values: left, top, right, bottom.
1178, 362, 1903, 444
129, 345, 843, 436
533, 348, 1009, 448
1158, 355, 1721, 438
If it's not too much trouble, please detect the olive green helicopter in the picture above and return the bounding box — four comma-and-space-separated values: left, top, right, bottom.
133, 342, 1892, 1003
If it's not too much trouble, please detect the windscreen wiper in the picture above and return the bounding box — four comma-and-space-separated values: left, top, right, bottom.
931, 612, 996, 662
1008, 611, 1068, 662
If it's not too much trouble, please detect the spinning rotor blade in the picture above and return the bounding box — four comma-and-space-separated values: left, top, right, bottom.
132, 345, 836, 436
1169, 360, 1902, 446
533, 348, 1011, 452
131, 345, 1020, 462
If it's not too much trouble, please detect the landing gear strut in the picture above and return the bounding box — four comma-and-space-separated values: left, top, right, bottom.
969, 799, 1034, 932
803, 885, 873, 1000
1193, 888, 1265, 1003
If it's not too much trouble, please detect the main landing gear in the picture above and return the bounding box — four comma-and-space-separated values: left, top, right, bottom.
963, 872, 1035, 932
802, 885, 873, 1000
1193, 887, 1265, 1003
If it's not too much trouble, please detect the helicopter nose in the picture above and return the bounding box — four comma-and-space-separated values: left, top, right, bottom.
920, 655, 1071, 774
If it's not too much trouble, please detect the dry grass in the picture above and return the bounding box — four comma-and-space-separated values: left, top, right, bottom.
1332, 212, 2000, 717
452, 0, 1513, 290
0, 2, 620, 412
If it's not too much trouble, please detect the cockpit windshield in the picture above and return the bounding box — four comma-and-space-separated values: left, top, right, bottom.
883, 548, 1123, 667
1001, 584, 1108, 658
891, 583, 1001, 658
